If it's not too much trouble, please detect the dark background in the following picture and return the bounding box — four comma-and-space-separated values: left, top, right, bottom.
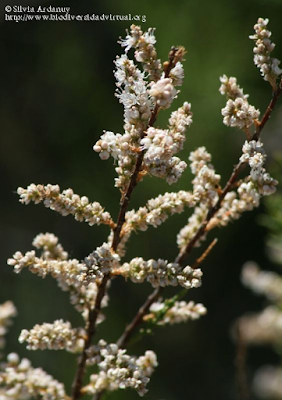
1, 1, 282, 399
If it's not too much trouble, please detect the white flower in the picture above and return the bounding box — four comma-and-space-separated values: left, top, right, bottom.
84, 341, 157, 396
118, 257, 202, 289
149, 78, 178, 109
250, 18, 282, 86
221, 97, 260, 129
19, 320, 86, 353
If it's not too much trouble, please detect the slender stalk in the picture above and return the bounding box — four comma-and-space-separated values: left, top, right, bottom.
191, 238, 218, 269
117, 287, 163, 348
176, 161, 245, 265
71, 277, 109, 400
111, 104, 160, 251
253, 81, 282, 141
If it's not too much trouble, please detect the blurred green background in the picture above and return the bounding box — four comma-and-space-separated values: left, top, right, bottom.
1, 0, 282, 399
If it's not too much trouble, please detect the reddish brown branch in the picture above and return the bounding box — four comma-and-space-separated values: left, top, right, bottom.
111, 104, 160, 251
71, 276, 110, 399
253, 82, 282, 141
192, 238, 218, 269
176, 161, 245, 265
117, 287, 163, 349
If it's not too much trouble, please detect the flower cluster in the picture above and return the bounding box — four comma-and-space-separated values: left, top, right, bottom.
94, 53, 151, 192
0, 353, 67, 400
19, 320, 86, 353
116, 258, 202, 289
0, 301, 17, 352
119, 25, 162, 81
94, 24, 189, 191
177, 204, 208, 250
7, 236, 108, 321
219, 75, 248, 100
220, 76, 260, 130
187, 138, 277, 234
148, 77, 178, 109
250, 17, 282, 88
114, 54, 152, 128
239, 306, 282, 346
32, 232, 68, 261
141, 102, 193, 184
145, 154, 187, 185
189, 147, 221, 205
240, 140, 278, 195
83, 340, 157, 396
147, 300, 207, 325
82, 243, 120, 284
242, 262, 282, 301
17, 184, 113, 227
125, 189, 197, 233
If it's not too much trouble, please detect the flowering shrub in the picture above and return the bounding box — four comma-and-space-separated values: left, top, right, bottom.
1, 18, 282, 400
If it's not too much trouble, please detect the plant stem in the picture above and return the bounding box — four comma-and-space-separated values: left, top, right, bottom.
253, 81, 282, 141
71, 275, 110, 400
71, 47, 181, 400
176, 161, 245, 265
117, 287, 163, 348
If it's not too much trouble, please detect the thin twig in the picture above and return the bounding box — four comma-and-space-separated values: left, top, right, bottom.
253, 80, 282, 141
176, 161, 245, 265
117, 287, 163, 349
71, 276, 109, 400
192, 238, 218, 269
